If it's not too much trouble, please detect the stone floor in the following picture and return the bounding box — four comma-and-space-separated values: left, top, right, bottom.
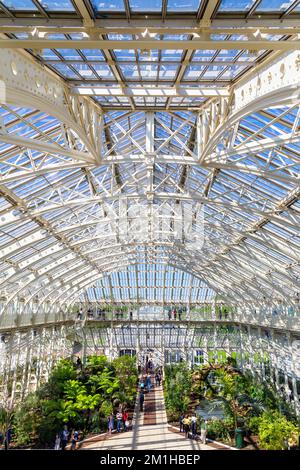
82, 385, 215, 450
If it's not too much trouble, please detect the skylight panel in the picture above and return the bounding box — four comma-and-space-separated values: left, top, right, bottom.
113, 49, 135, 61
159, 64, 178, 79
90, 63, 115, 78
256, 1, 295, 12
55, 49, 82, 60
202, 65, 226, 79
91, 0, 126, 11
167, 0, 201, 11
37, 49, 60, 60
161, 49, 183, 61
81, 49, 105, 61
220, 65, 248, 79
218, 0, 257, 12
183, 64, 206, 80
36, 0, 76, 11
119, 64, 139, 79
1, 0, 38, 10
129, 0, 162, 11
50, 63, 79, 78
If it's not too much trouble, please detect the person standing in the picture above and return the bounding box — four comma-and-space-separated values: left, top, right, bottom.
182, 415, 191, 438
54, 433, 61, 450
107, 414, 114, 435
70, 430, 78, 450
179, 413, 185, 433
200, 419, 208, 444
122, 409, 129, 431
60, 425, 69, 450
139, 391, 145, 412
178, 308, 182, 321
116, 410, 123, 432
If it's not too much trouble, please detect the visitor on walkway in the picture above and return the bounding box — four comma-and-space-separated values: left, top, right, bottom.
191, 415, 197, 439
54, 433, 61, 450
179, 413, 185, 433
76, 356, 82, 369
71, 430, 79, 450
178, 308, 182, 321
60, 425, 69, 450
155, 372, 160, 386
168, 309, 172, 320
122, 409, 129, 431
200, 419, 208, 444
139, 377, 145, 390
182, 415, 191, 438
107, 414, 114, 435
139, 391, 145, 412
116, 410, 123, 432
146, 373, 152, 391
173, 309, 177, 320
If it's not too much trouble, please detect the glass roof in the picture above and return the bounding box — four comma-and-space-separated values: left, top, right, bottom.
1, 0, 300, 16
0, 1, 300, 319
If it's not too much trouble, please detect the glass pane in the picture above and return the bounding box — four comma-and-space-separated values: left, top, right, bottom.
167, 0, 201, 12
130, 0, 162, 11
50, 63, 79, 78
91, 0, 125, 11
81, 49, 105, 60
218, 0, 256, 12
256, 1, 295, 12
71, 63, 97, 79
55, 49, 82, 60
161, 49, 183, 61
2, 0, 38, 10
183, 65, 206, 80
37, 0, 76, 11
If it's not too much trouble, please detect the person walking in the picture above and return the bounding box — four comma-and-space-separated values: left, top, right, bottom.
116, 410, 123, 432
200, 419, 208, 444
157, 369, 162, 385
60, 425, 69, 450
155, 372, 160, 387
146, 373, 152, 391
139, 391, 145, 412
191, 415, 197, 439
139, 377, 145, 391
179, 413, 185, 433
107, 413, 114, 435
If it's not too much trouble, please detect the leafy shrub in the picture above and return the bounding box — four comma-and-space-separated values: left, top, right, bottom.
255, 410, 300, 450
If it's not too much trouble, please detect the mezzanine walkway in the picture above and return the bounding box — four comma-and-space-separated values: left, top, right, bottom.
82, 384, 214, 451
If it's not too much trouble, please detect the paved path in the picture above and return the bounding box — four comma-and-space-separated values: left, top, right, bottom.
82, 385, 214, 450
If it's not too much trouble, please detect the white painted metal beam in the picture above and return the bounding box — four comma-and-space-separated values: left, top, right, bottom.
0, 39, 299, 51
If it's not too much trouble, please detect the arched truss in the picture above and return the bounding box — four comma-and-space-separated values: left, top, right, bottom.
0, 41, 300, 321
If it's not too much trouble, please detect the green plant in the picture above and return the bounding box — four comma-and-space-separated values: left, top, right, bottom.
207, 418, 233, 443
255, 410, 300, 450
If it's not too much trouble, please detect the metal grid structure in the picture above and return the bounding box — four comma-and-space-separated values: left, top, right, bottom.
0, 0, 300, 412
